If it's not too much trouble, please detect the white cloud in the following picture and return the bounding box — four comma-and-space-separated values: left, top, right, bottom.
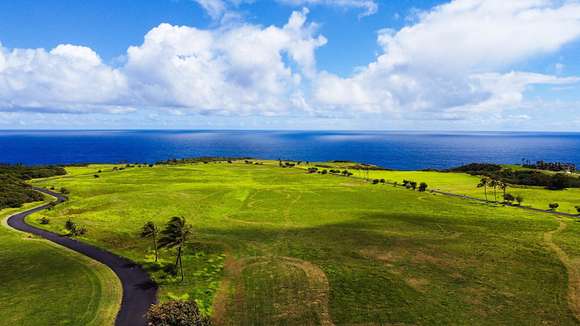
1, 0, 580, 129
278, 0, 378, 17
0, 43, 128, 113
314, 0, 580, 120
193, 0, 228, 19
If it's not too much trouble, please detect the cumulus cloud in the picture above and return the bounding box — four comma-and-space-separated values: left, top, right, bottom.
0, 43, 128, 113
0, 9, 325, 116
124, 8, 325, 115
1, 0, 580, 127
313, 0, 580, 120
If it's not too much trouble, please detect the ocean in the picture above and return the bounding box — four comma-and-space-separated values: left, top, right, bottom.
0, 130, 579, 170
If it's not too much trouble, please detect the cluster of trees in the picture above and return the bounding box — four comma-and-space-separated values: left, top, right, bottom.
523, 160, 576, 172
306, 167, 353, 176
401, 180, 429, 192
158, 157, 250, 165
477, 177, 526, 206
453, 163, 580, 190
141, 216, 192, 282
0, 164, 66, 210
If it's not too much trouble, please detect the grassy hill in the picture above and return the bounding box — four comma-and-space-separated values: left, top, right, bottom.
25, 160, 580, 325
0, 198, 120, 325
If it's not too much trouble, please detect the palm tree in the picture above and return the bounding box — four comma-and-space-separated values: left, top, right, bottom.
477, 177, 490, 201
158, 216, 192, 281
499, 181, 508, 202
141, 221, 159, 262
489, 179, 499, 202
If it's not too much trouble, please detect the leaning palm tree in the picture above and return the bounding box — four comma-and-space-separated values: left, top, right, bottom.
477, 177, 490, 201
141, 221, 159, 262
158, 216, 192, 281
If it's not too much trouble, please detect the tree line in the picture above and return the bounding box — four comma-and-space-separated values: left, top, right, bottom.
0, 164, 66, 209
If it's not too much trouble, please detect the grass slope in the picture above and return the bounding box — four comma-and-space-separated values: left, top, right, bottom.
29, 162, 580, 325
0, 197, 121, 326
321, 164, 580, 214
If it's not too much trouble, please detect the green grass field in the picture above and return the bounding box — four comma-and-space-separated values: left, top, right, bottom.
25, 161, 580, 325
0, 197, 121, 326
302, 162, 580, 215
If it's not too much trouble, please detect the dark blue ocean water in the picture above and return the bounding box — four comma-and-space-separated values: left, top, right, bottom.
0, 130, 579, 170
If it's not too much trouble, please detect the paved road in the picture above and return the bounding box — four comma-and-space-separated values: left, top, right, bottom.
6, 187, 157, 326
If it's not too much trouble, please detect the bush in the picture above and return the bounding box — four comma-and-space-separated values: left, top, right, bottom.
39, 216, 50, 225
549, 202, 560, 211
146, 300, 210, 326
575, 206, 580, 214
515, 195, 524, 205
65, 219, 87, 236
60, 187, 70, 194
94, 174, 100, 178
418, 182, 428, 192
503, 193, 515, 203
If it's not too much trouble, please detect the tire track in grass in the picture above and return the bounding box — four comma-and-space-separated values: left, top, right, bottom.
544, 218, 580, 321
232, 256, 334, 326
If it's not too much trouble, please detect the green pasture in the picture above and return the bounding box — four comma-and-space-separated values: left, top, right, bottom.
26, 161, 580, 325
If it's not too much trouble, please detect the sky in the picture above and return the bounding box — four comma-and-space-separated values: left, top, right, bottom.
0, 0, 580, 131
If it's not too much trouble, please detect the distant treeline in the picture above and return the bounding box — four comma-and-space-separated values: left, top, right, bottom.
156, 157, 254, 165
523, 160, 576, 172
449, 163, 580, 190
0, 164, 66, 209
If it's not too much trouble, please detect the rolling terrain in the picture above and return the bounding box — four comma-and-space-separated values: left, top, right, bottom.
23, 161, 580, 325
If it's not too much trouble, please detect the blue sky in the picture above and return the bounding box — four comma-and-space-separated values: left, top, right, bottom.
0, 0, 579, 130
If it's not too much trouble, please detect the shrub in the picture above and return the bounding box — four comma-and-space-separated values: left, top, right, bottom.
40, 216, 50, 225
418, 182, 428, 192
503, 193, 515, 204
380, 179, 386, 184
94, 174, 100, 178
515, 195, 524, 205
60, 187, 70, 194
146, 300, 210, 326
409, 181, 417, 190
65, 219, 87, 236
549, 202, 560, 211
575, 205, 580, 214
65, 219, 77, 234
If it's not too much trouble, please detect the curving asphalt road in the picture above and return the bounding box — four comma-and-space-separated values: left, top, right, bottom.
6, 187, 157, 326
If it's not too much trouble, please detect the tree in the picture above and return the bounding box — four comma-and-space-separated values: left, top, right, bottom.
499, 181, 508, 199
549, 202, 560, 211
159, 216, 192, 281
418, 182, 428, 192
515, 195, 524, 206
489, 179, 499, 202
141, 221, 159, 262
477, 177, 490, 201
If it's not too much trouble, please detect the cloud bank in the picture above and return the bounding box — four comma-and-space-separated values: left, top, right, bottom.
1, 0, 580, 127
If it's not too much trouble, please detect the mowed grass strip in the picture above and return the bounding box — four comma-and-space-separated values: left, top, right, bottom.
0, 198, 122, 326
30, 162, 580, 325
